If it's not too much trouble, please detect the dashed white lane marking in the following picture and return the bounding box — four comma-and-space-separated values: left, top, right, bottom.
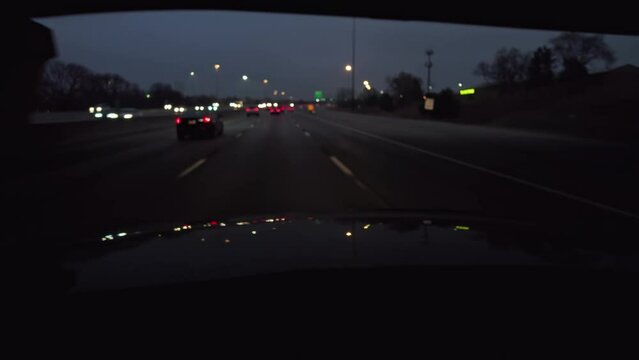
236, 132, 243, 138
353, 179, 369, 191
178, 158, 206, 178
314, 116, 639, 220
304, 131, 311, 137
330, 156, 354, 177
329, 155, 374, 194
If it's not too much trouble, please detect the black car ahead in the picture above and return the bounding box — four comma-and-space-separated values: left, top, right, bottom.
245, 104, 260, 117
176, 110, 224, 140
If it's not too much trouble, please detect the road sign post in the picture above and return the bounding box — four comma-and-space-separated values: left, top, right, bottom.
424, 97, 435, 111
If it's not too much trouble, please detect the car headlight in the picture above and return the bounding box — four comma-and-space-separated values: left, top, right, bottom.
94, 113, 103, 118
123, 114, 133, 119
107, 113, 119, 119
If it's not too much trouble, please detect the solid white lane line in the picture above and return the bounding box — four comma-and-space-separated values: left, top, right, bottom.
353, 179, 369, 191
330, 156, 354, 177
315, 116, 639, 220
178, 158, 206, 178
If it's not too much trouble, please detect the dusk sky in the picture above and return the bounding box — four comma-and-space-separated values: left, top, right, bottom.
35, 10, 639, 99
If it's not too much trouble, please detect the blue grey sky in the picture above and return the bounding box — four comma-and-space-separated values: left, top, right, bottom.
35, 10, 639, 99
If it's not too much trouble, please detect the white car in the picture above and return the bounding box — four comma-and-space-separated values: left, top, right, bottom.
93, 107, 137, 120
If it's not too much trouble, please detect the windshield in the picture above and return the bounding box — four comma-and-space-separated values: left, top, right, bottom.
6, 10, 639, 272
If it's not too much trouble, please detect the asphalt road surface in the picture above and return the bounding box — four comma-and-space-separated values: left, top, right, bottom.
5, 108, 639, 250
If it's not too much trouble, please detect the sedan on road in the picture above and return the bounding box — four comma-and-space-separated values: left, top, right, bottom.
245, 105, 260, 117
269, 106, 283, 115
176, 111, 224, 140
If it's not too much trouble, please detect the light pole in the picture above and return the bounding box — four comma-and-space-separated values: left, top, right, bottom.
189, 71, 197, 96
351, 18, 356, 112
213, 64, 221, 98
241, 75, 248, 100
262, 79, 268, 99
425, 49, 434, 94
345, 64, 352, 107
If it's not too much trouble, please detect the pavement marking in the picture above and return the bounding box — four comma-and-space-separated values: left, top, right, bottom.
315, 116, 639, 221
250, 124, 255, 128
304, 131, 311, 137
178, 158, 206, 178
236, 132, 243, 138
330, 156, 355, 177
353, 179, 369, 191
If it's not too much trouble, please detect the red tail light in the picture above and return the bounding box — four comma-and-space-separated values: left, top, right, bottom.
245, 108, 250, 112
203, 116, 211, 123
175, 117, 181, 124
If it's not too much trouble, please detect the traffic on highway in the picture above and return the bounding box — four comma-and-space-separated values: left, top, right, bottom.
3, 8, 639, 301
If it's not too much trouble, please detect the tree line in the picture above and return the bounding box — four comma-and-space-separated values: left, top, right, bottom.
474, 32, 616, 86
37, 60, 186, 111
336, 71, 458, 117
334, 32, 616, 118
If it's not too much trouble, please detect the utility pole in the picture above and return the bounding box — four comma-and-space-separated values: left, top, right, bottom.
425, 49, 434, 94
351, 18, 356, 112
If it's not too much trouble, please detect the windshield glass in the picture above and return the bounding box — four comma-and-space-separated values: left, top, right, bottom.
10, 10, 639, 268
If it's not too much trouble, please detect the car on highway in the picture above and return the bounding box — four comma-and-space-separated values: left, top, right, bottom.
175, 110, 224, 140
269, 106, 283, 115
92, 107, 137, 120
245, 104, 260, 117
282, 103, 295, 112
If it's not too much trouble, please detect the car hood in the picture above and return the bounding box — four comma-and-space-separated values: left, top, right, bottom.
58, 211, 639, 293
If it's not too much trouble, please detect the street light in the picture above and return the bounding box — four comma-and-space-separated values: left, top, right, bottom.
213, 64, 221, 97
242, 75, 248, 81
145, 94, 151, 99
281, 91, 286, 96
263, 79, 268, 84
345, 65, 352, 72
458, 82, 463, 88
190, 71, 195, 76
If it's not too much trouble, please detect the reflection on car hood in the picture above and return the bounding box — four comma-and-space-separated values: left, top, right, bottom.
64, 212, 639, 292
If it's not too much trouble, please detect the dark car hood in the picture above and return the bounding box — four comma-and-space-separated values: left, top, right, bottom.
59, 212, 639, 292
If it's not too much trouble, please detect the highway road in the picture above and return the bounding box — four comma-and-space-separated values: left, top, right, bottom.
4, 108, 639, 251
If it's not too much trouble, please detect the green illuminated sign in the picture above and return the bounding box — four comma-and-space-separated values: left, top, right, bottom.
459, 88, 476, 96
454, 225, 471, 231
314, 90, 324, 100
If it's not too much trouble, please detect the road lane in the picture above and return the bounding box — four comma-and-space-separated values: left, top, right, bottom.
293, 108, 639, 250
9, 112, 253, 240
5, 107, 639, 253
296, 109, 639, 214
15, 110, 384, 243
151, 112, 384, 225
